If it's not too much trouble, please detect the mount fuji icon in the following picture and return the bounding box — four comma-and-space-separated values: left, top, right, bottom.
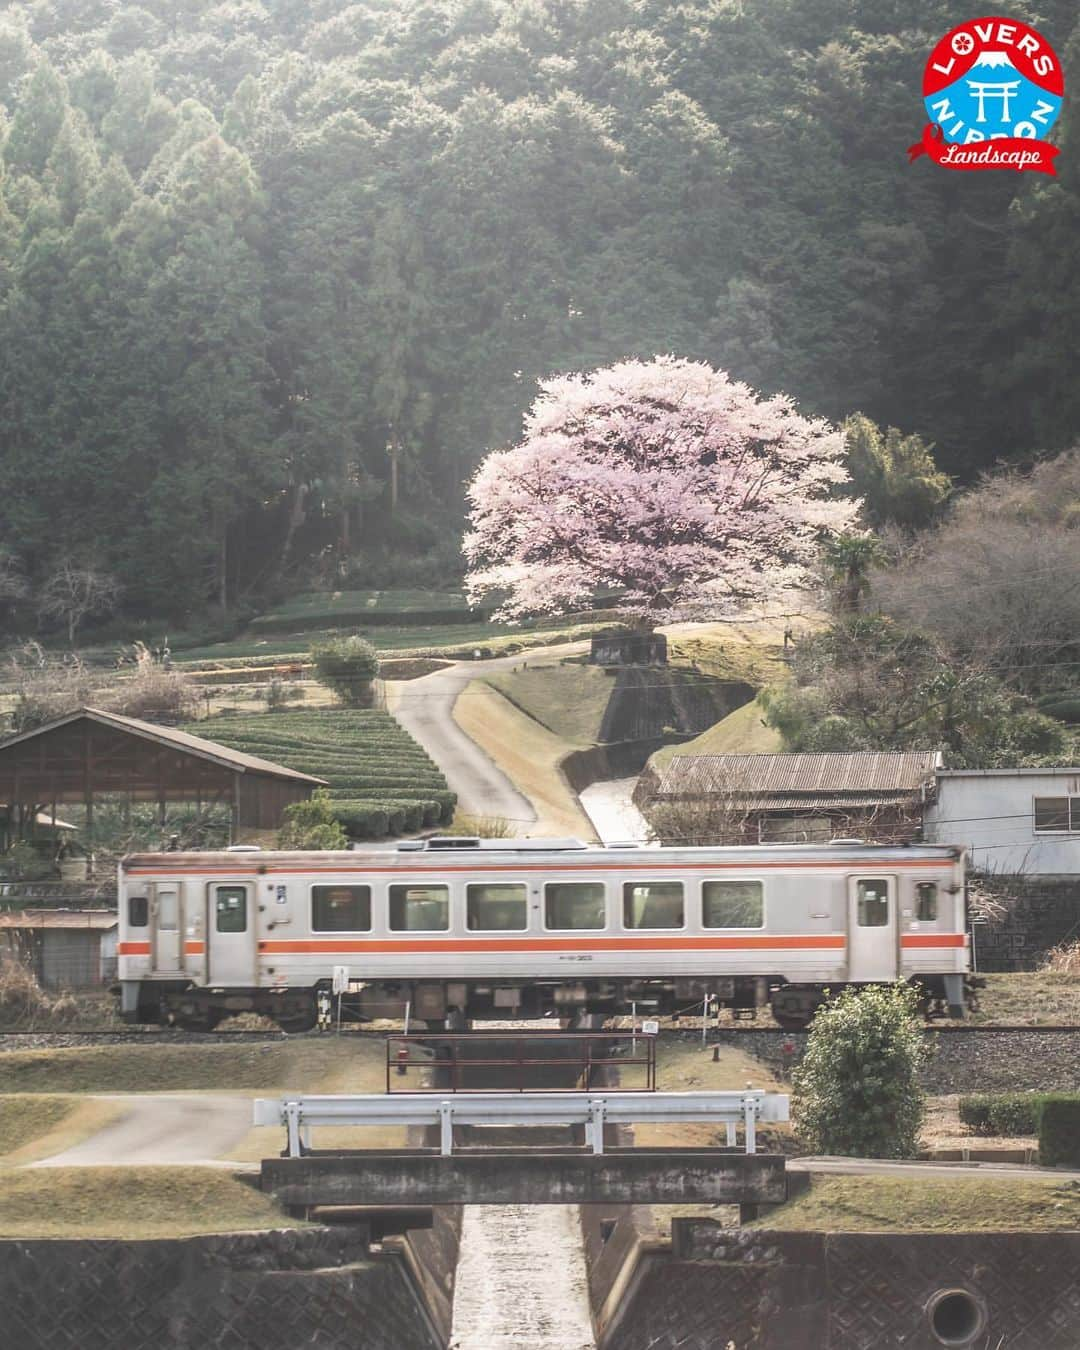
925, 48, 1061, 143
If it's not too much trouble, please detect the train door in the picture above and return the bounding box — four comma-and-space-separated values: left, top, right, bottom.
152, 883, 181, 973
208, 882, 255, 986
847, 875, 898, 981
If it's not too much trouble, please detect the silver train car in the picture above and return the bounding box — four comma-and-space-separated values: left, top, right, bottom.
116, 837, 971, 1030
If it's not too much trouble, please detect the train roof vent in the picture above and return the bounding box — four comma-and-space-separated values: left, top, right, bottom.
830, 838, 867, 846
424, 836, 482, 850
226, 844, 262, 852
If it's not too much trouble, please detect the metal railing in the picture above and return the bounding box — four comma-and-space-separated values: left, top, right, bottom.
385, 1030, 656, 1093
253, 1089, 790, 1157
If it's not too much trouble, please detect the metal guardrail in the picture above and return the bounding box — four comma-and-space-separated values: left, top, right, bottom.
253, 1090, 790, 1158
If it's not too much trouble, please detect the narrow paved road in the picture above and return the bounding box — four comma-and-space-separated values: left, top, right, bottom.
388, 643, 588, 826
32, 1094, 252, 1168
793, 1156, 1080, 1181
450, 1204, 596, 1350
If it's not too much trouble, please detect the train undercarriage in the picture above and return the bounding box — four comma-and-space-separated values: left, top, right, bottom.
121, 971, 978, 1032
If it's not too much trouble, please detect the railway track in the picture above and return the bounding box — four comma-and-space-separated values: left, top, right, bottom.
1, 1023, 1079, 1042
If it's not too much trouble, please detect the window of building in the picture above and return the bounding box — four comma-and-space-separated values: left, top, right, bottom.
703, 880, 764, 928
623, 881, 684, 929
915, 882, 938, 922
312, 884, 371, 933
1033, 797, 1079, 833
467, 883, 527, 931
856, 879, 889, 928
758, 815, 832, 844
389, 884, 449, 932
215, 886, 247, 933
545, 882, 606, 930
129, 895, 148, 928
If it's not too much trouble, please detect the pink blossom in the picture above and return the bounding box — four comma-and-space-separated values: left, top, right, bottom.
464, 357, 859, 624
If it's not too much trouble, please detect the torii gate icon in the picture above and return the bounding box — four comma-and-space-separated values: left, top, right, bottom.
965, 79, 1021, 124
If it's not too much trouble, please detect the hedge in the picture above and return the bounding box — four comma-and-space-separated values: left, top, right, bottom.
958, 1093, 1046, 1137
1039, 1096, 1080, 1167
182, 709, 456, 837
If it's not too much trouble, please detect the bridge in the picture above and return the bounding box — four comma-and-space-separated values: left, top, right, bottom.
255, 1088, 791, 1211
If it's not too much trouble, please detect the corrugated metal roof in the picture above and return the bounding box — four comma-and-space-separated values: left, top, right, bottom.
0, 708, 326, 786
651, 751, 939, 807
0, 909, 117, 930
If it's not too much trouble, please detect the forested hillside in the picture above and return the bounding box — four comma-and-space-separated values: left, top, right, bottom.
0, 0, 1076, 622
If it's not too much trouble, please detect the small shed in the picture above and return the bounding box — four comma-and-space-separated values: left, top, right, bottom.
641, 750, 942, 844
0, 909, 118, 989
0, 707, 326, 839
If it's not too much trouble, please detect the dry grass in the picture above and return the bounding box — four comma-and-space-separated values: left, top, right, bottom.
634, 1039, 786, 1150
0, 1035, 389, 1096
1043, 941, 1080, 974
0, 1167, 298, 1238
483, 663, 613, 745
749, 1173, 1080, 1232
453, 679, 597, 839
0, 1095, 123, 1166
964, 971, 1080, 1025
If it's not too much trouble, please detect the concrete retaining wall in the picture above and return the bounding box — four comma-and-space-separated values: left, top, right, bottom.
0, 1221, 459, 1350
601, 1223, 1080, 1349
970, 875, 1080, 971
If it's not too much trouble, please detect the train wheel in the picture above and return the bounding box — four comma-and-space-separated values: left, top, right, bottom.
771, 1010, 811, 1031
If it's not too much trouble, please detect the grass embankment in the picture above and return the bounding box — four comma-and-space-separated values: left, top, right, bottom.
966, 972, 1080, 1025
0, 1167, 297, 1238
182, 709, 454, 838
0, 1036, 387, 1095
749, 1173, 1080, 1232
483, 663, 613, 744
175, 619, 631, 668
0, 1094, 121, 1165
452, 679, 598, 839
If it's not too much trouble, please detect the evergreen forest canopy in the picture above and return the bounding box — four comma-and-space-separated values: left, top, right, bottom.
0, 0, 1077, 624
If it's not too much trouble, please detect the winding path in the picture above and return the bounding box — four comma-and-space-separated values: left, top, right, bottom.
31, 1094, 252, 1168
387, 642, 597, 829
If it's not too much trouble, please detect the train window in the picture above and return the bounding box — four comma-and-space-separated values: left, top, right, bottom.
128, 895, 148, 928
703, 880, 763, 928
467, 883, 527, 931
856, 879, 889, 927
312, 884, 371, 933
389, 884, 449, 932
215, 886, 247, 933
623, 882, 684, 930
545, 882, 606, 930
915, 882, 938, 922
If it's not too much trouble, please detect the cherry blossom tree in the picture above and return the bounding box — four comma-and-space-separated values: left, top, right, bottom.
464, 357, 859, 627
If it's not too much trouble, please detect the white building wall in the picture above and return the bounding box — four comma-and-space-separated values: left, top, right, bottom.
925, 770, 1080, 875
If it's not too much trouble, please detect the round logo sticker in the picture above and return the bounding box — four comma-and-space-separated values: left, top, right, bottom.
909, 17, 1063, 174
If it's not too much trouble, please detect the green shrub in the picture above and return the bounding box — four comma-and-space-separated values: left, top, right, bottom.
277, 790, 349, 850
1038, 1096, 1080, 1167
959, 1093, 1044, 1136
310, 635, 379, 707
792, 982, 927, 1159
328, 802, 390, 838
1038, 697, 1080, 725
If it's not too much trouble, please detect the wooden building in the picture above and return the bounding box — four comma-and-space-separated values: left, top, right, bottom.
0, 909, 118, 989
0, 707, 325, 840
639, 750, 941, 844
